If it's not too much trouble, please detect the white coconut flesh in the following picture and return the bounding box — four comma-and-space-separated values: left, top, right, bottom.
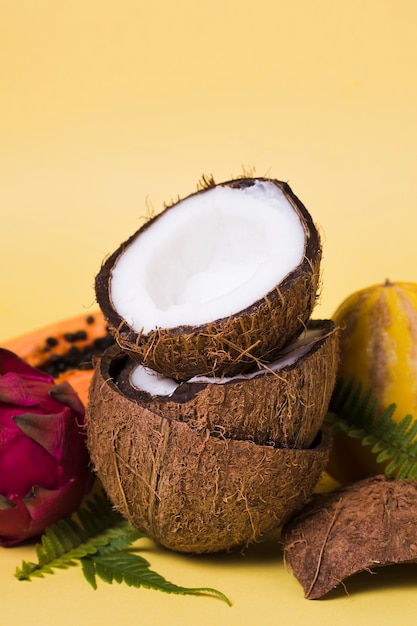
129, 326, 324, 397
110, 181, 306, 334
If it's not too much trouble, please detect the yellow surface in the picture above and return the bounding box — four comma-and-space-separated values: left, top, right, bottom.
2, 1, 417, 624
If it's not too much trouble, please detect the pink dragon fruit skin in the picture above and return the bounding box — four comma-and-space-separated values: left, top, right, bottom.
0, 348, 93, 546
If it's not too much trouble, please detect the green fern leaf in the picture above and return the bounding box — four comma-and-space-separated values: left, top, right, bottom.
349, 428, 368, 440
396, 456, 417, 480
15, 492, 141, 581
80, 556, 98, 590
16, 560, 40, 579
400, 419, 417, 447
384, 455, 404, 475
94, 530, 143, 556
391, 413, 413, 441
325, 377, 417, 482
14, 490, 231, 605
36, 531, 60, 565
83, 552, 231, 605
361, 433, 377, 446
375, 447, 395, 463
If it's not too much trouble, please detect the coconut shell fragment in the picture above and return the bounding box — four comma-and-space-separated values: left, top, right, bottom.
95, 177, 322, 381
281, 475, 417, 599
118, 319, 339, 448
86, 347, 331, 554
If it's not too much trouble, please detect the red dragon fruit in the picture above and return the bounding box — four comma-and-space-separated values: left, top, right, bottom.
0, 348, 93, 546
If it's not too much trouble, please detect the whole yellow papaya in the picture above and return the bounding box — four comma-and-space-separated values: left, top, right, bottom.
327, 280, 417, 482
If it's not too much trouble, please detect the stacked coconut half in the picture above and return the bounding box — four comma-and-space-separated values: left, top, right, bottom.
86, 177, 339, 554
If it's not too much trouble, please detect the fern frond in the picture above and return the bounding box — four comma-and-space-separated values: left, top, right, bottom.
15, 491, 141, 581
325, 377, 417, 482
80, 557, 97, 589
14, 490, 231, 605
81, 552, 231, 605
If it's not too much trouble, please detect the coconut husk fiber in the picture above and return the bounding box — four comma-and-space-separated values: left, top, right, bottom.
95, 177, 322, 381
281, 475, 417, 599
86, 347, 331, 554
117, 319, 339, 448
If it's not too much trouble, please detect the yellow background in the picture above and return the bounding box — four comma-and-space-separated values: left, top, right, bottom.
2, 1, 417, 624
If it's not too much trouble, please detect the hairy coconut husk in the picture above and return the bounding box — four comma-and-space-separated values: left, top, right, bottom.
116, 319, 339, 448
281, 475, 417, 599
86, 349, 331, 554
95, 177, 321, 381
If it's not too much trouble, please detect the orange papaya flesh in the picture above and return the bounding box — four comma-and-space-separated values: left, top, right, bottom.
3, 311, 114, 405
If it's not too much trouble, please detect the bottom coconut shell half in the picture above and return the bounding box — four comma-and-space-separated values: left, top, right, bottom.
86, 348, 331, 554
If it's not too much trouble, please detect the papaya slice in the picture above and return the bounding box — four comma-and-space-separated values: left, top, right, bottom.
2, 311, 113, 405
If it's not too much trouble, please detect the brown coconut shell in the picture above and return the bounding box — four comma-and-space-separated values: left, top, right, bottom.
95, 177, 322, 381
117, 319, 339, 448
281, 475, 417, 599
86, 347, 331, 554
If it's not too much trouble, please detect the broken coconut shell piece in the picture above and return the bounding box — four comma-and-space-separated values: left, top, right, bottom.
95, 177, 322, 381
85, 348, 331, 554
116, 319, 339, 448
281, 475, 417, 599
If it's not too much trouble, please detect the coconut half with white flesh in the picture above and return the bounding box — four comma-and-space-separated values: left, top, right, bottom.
86, 348, 331, 553
115, 319, 338, 448
95, 177, 322, 380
